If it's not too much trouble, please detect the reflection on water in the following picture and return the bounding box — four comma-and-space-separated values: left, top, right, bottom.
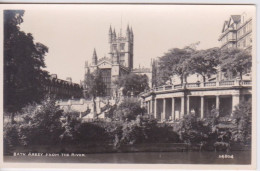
5, 151, 251, 164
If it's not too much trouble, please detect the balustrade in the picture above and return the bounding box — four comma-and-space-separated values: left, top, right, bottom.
204, 82, 216, 87
141, 79, 251, 96
219, 80, 234, 86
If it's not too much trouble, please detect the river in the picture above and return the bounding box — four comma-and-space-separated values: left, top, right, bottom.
4, 151, 251, 164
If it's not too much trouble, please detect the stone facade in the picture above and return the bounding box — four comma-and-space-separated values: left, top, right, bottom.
45, 74, 83, 100
141, 80, 252, 122
218, 12, 252, 50
84, 25, 134, 97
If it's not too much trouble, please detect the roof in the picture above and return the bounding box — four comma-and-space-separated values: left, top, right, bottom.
231, 15, 241, 23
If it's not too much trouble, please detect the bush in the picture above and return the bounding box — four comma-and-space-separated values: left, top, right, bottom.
176, 114, 210, 144
75, 122, 110, 144
231, 101, 252, 145
59, 110, 81, 144
3, 123, 19, 154
109, 116, 180, 148
18, 97, 63, 145
113, 98, 145, 121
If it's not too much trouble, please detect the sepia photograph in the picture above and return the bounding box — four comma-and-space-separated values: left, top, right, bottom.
0, 3, 256, 169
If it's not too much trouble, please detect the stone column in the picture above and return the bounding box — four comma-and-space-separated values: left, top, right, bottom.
172, 97, 175, 121
152, 99, 155, 114
187, 96, 190, 114
201, 96, 204, 119
154, 99, 157, 119
216, 95, 220, 110
232, 94, 240, 111
181, 96, 185, 118
162, 99, 166, 121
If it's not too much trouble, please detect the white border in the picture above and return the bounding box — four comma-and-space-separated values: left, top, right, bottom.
0, 1, 258, 171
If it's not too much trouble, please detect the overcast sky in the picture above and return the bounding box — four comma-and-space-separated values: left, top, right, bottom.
17, 4, 254, 83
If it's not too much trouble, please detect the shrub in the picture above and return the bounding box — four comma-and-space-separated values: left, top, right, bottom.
114, 98, 145, 121
59, 110, 81, 144
75, 122, 110, 144
176, 114, 210, 144
231, 101, 252, 145
3, 123, 19, 154
18, 97, 63, 145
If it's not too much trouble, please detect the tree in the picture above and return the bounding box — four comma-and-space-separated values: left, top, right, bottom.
115, 73, 149, 96
231, 101, 252, 145
113, 98, 145, 121
18, 97, 63, 145
85, 68, 106, 118
4, 10, 49, 114
158, 47, 194, 85
220, 48, 252, 80
188, 47, 220, 82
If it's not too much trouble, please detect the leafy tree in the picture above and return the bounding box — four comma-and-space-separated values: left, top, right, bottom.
115, 73, 149, 96
231, 101, 252, 145
220, 48, 252, 80
18, 97, 63, 145
176, 114, 209, 144
114, 98, 145, 121
188, 47, 220, 82
4, 10, 49, 114
84, 68, 106, 118
158, 47, 194, 84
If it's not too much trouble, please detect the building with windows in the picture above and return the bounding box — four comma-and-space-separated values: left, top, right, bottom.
45, 74, 83, 99
84, 25, 134, 97
141, 12, 252, 122
218, 12, 252, 50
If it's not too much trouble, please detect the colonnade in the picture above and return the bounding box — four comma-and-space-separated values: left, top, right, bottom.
144, 93, 243, 121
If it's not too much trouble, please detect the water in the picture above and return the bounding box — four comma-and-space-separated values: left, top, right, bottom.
4, 151, 251, 164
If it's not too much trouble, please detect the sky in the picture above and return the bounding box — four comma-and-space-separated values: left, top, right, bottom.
17, 4, 255, 84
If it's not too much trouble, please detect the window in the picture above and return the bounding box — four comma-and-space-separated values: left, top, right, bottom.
243, 40, 246, 47
120, 43, 125, 50
113, 44, 117, 51
243, 27, 246, 34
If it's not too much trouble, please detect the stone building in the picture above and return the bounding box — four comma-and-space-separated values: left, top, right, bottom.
218, 12, 252, 50
141, 12, 252, 122
84, 25, 134, 97
45, 74, 83, 100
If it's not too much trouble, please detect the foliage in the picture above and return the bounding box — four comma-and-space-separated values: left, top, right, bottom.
3, 123, 19, 154
59, 111, 81, 144
115, 73, 149, 96
231, 101, 252, 145
220, 48, 252, 80
85, 68, 106, 98
84, 68, 106, 117
18, 97, 63, 145
176, 114, 210, 144
4, 10, 49, 113
75, 123, 110, 144
113, 98, 145, 121
187, 47, 220, 82
110, 116, 180, 148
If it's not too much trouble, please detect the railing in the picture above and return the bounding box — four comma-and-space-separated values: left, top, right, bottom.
174, 84, 182, 89
240, 80, 251, 86
186, 83, 200, 88
165, 85, 173, 90
204, 82, 216, 87
219, 80, 234, 86
141, 79, 252, 96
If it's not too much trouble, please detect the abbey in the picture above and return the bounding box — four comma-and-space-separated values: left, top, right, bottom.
84, 25, 134, 97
